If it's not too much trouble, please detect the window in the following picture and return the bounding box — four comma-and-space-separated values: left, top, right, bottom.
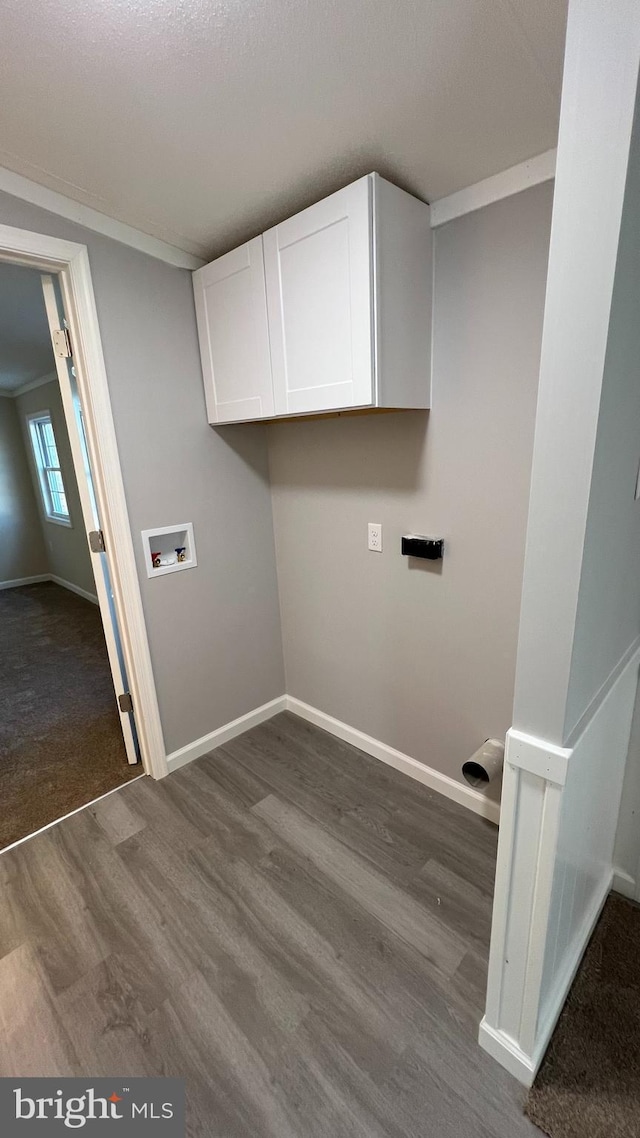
27, 412, 71, 526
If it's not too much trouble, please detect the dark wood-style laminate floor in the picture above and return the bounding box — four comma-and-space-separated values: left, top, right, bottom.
0, 712, 538, 1137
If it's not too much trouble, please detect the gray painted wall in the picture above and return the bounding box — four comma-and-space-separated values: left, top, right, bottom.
564, 91, 640, 736
16, 376, 95, 598
0, 396, 48, 582
268, 182, 553, 785
0, 190, 285, 755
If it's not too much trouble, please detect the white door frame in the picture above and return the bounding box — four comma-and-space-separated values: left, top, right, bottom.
39, 272, 138, 765
0, 223, 168, 779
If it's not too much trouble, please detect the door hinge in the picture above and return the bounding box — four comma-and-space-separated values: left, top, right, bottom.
88, 530, 105, 553
52, 327, 72, 358
118, 692, 134, 714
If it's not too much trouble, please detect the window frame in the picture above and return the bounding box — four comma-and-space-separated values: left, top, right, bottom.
26, 410, 72, 528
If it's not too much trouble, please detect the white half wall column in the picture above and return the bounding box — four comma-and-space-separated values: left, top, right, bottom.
479, 732, 569, 1084
480, 0, 640, 1086
480, 646, 640, 1084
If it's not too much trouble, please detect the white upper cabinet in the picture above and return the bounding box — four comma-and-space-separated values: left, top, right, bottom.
193, 173, 432, 424
263, 178, 373, 416
193, 236, 274, 423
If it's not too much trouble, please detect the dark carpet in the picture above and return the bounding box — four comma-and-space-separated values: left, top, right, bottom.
526, 892, 640, 1138
0, 582, 138, 850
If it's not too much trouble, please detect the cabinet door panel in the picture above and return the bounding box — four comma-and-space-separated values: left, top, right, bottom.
264, 177, 373, 416
193, 237, 273, 423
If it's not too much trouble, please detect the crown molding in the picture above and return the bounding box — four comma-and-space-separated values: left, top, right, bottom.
0, 370, 57, 399
0, 164, 206, 270
13, 370, 57, 398
0, 150, 557, 271
430, 149, 556, 228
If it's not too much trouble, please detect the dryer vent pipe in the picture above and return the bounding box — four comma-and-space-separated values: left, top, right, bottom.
462, 739, 505, 787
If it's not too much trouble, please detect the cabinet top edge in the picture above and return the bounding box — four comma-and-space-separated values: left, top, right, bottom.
193, 172, 430, 276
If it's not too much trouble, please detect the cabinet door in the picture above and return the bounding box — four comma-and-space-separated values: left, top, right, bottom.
264, 176, 373, 416
193, 237, 274, 423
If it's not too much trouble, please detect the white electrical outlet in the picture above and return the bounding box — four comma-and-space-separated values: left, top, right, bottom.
368, 522, 383, 552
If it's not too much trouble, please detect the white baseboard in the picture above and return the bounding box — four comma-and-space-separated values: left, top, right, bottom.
0, 574, 51, 590
166, 696, 287, 773
285, 695, 501, 824
50, 575, 98, 605
0, 573, 98, 605
164, 691, 500, 824
478, 1020, 537, 1086
612, 867, 637, 899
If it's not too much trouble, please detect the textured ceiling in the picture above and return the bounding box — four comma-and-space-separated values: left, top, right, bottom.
0, 264, 53, 391
0, 0, 568, 260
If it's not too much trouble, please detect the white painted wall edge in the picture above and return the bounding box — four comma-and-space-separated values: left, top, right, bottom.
565, 632, 640, 748
0, 164, 205, 271
430, 149, 557, 228
285, 696, 501, 824
165, 692, 501, 824
0, 153, 556, 271
0, 573, 98, 603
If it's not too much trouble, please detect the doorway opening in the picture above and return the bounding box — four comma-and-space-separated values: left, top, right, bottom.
0, 225, 166, 850
0, 264, 139, 847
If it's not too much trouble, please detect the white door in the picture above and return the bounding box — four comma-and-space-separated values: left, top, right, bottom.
264, 175, 374, 416
41, 275, 140, 765
193, 236, 274, 423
